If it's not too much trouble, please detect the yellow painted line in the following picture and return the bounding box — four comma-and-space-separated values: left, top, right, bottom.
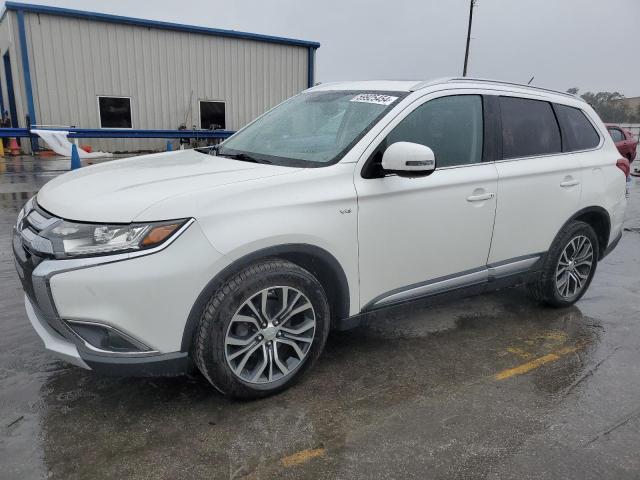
506, 346, 533, 359
281, 447, 326, 467
494, 345, 581, 380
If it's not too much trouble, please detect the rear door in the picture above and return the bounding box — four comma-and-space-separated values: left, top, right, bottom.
488, 95, 583, 264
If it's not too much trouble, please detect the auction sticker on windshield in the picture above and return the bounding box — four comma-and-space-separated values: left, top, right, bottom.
350, 93, 398, 105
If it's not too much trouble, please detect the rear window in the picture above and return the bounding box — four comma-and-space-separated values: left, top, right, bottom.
555, 104, 601, 151
499, 97, 562, 159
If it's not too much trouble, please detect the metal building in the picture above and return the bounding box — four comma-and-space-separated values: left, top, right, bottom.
0, 2, 319, 152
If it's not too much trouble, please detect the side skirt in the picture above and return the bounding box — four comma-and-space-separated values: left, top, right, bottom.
335, 254, 545, 331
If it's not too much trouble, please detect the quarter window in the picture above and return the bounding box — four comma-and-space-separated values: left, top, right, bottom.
98, 96, 132, 128
554, 104, 600, 151
499, 97, 561, 159
386, 95, 484, 168
607, 127, 625, 143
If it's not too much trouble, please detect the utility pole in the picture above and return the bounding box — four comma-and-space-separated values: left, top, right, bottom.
462, 0, 476, 77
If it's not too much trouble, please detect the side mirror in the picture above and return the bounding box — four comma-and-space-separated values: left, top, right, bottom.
381, 142, 436, 176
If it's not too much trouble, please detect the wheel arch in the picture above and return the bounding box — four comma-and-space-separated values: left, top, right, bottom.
180, 243, 350, 352
562, 206, 611, 259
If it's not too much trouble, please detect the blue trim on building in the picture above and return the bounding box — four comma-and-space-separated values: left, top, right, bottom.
0, 127, 235, 139
307, 47, 315, 88
0, 71, 4, 113
15, 8, 37, 149
2, 52, 18, 128
4, 2, 321, 49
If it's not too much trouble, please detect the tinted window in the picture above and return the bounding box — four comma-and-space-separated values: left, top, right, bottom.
554, 104, 601, 151
607, 127, 625, 143
98, 97, 132, 128
499, 97, 561, 158
200, 101, 226, 129
386, 95, 483, 167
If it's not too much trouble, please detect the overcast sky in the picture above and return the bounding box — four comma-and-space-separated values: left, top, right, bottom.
15, 0, 640, 97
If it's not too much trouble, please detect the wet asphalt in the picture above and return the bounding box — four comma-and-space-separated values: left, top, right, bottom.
1, 155, 640, 480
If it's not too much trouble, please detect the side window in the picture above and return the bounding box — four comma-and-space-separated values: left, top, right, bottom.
554, 104, 601, 151
607, 127, 625, 143
499, 97, 561, 158
386, 95, 484, 168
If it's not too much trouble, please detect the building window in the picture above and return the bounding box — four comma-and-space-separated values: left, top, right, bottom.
200, 101, 225, 130
98, 96, 132, 128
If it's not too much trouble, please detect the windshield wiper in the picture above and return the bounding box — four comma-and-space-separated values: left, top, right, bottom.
219, 152, 272, 164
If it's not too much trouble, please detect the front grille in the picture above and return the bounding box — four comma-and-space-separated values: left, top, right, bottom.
17, 203, 57, 256
13, 201, 57, 319
24, 207, 53, 232
13, 228, 42, 301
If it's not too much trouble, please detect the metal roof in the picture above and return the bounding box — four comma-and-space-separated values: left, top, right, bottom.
3, 2, 321, 49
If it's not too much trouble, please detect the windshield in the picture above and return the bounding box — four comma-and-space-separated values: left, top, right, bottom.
216, 91, 405, 167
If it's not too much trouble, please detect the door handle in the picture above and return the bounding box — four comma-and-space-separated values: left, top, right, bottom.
466, 192, 495, 202
560, 179, 580, 188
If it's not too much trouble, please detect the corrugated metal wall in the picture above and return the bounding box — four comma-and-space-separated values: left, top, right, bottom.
9, 11, 310, 152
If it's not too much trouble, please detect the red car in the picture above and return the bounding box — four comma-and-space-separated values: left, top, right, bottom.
606, 124, 637, 162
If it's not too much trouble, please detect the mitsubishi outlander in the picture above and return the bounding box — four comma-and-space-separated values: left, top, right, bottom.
13, 78, 628, 398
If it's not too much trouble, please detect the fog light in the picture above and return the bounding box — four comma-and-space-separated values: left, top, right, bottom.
65, 321, 152, 353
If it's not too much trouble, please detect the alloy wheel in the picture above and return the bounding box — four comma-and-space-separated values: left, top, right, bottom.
555, 235, 594, 299
224, 286, 316, 384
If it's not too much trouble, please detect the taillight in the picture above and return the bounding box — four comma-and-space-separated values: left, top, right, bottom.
616, 158, 630, 177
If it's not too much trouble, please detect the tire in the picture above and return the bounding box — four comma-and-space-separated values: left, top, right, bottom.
193, 258, 330, 399
528, 221, 599, 308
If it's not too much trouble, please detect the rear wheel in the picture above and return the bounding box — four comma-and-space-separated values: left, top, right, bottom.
193, 259, 330, 399
528, 221, 598, 307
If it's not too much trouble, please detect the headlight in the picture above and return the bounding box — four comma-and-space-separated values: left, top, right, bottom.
40, 219, 189, 258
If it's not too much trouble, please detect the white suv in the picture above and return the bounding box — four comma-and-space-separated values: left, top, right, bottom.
14, 78, 628, 398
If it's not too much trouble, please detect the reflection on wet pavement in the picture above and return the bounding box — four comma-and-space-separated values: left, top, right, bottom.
1, 157, 640, 479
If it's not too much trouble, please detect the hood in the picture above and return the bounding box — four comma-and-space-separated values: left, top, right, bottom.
37, 150, 299, 223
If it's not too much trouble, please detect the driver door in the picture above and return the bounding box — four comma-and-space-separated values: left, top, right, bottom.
354, 93, 498, 309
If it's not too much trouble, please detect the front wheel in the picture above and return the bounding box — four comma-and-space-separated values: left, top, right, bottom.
193, 259, 330, 399
528, 221, 599, 308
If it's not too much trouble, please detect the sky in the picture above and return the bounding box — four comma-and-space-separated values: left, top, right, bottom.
13, 0, 640, 97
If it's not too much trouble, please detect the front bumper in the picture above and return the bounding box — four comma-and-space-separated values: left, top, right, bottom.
13, 203, 229, 376
24, 295, 189, 376
25, 294, 90, 369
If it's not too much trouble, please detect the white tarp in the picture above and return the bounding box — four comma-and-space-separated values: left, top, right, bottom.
31, 129, 113, 159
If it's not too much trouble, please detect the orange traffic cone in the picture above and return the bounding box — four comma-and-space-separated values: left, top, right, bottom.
9, 138, 20, 156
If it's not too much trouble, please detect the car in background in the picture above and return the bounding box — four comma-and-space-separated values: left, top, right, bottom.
606, 124, 637, 162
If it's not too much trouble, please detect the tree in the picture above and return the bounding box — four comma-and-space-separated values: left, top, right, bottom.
566, 88, 636, 123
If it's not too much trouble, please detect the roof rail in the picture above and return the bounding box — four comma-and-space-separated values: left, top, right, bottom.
411, 77, 581, 100
409, 77, 457, 91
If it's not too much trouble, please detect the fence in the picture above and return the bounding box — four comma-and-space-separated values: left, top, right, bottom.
619, 123, 640, 141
